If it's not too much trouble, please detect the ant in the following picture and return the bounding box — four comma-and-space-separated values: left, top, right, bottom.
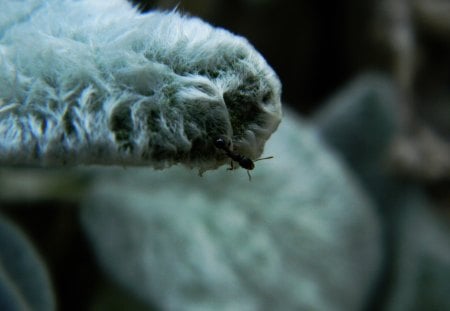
214, 137, 273, 181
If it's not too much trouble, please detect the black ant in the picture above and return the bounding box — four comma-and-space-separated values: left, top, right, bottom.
214, 137, 273, 181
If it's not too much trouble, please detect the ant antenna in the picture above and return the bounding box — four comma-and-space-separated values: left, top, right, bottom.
254, 156, 274, 162
246, 156, 274, 181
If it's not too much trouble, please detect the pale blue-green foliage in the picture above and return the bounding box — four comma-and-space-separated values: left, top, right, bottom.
383, 190, 450, 311
313, 74, 401, 208
81, 112, 382, 311
314, 74, 399, 171
314, 73, 450, 311
0, 0, 43, 36
0, 215, 55, 311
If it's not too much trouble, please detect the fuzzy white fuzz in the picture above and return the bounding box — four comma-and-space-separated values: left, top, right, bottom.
0, 0, 282, 171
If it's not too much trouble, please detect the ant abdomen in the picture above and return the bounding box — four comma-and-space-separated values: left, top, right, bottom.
238, 157, 255, 170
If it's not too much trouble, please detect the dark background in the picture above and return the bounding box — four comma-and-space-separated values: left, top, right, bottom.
129, 0, 383, 115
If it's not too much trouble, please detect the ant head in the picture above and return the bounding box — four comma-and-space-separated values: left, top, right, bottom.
239, 157, 255, 170
214, 136, 230, 150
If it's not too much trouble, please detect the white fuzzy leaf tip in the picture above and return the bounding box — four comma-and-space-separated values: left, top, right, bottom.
0, 0, 282, 171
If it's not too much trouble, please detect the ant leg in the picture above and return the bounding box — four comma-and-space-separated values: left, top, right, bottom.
227, 161, 234, 170
246, 170, 252, 181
